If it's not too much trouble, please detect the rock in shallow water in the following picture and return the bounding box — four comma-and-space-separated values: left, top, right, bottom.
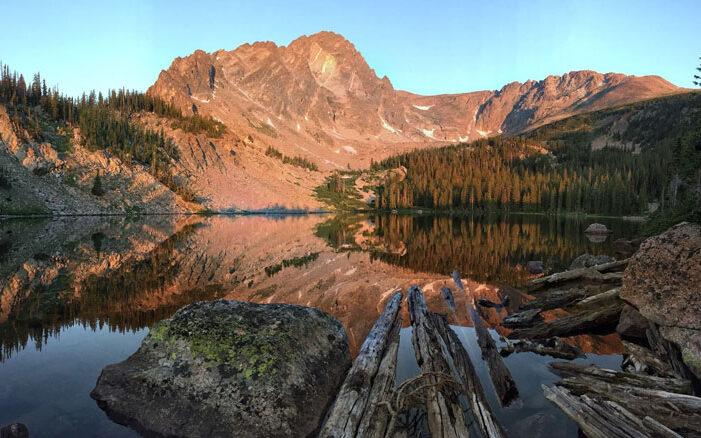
91, 299, 351, 438
568, 253, 615, 270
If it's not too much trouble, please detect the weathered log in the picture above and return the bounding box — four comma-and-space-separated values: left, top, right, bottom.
548, 362, 692, 394
646, 323, 692, 380
543, 385, 684, 438
575, 287, 620, 308
622, 340, 674, 377
500, 337, 585, 360
429, 313, 506, 438
501, 308, 542, 328
320, 291, 403, 438
509, 302, 622, 339
528, 265, 624, 291
355, 316, 403, 438
470, 302, 519, 406
520, 284, 609, 311
441, 286, 455, 310
556, 375, 701, 435
407, 286, 470, 437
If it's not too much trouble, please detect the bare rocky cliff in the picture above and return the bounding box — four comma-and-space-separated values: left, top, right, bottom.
149, 31, 684, 170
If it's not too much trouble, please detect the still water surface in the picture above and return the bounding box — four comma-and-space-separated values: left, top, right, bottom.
0, 214, 640, 437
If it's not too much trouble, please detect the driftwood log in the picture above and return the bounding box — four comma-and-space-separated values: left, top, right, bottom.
407, 286, 471, 437
548, 362, 692, 395
528, 259, 627, 291
509, 302, 622, 339
575, 287, 620, 308
519, 285, 610, 311
500, 337, 585, 360
429, 313, 506, 438
622, 340, 675, 377
320, 291, 402, 438
501, 308, 542, 328
355, 317, 403, 438
543, 385, 685, 438
470, 302, 519, 405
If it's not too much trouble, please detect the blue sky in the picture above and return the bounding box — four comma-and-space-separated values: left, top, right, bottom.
1, 0, 699, 97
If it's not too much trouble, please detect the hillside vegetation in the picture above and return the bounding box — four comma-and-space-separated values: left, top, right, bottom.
324, 92, 701, 230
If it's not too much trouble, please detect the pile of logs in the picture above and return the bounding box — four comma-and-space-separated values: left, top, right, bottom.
524, 257, 701, 437
321, 286, 509, 438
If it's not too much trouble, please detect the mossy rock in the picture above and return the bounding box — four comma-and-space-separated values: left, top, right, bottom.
91, 299, 350, 437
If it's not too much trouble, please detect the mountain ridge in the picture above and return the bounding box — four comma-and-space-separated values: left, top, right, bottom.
148, 31, 685, 174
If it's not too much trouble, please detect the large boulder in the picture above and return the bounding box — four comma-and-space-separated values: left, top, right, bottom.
91, 299, 351, 437
569, 253, 615, 270
620, 223, 701, 330
620, 222, 701, 378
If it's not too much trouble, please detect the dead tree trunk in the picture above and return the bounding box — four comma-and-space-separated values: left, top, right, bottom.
407, 286, 471, 438
320, 291, 403, 438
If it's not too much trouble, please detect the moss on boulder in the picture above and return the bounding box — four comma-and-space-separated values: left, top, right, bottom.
91, 299, 351, 437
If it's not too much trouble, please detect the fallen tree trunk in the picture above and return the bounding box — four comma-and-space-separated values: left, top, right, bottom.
556, 375, 701, 435
501, 308, 542, 328
355, 316, 403, 438
543, 385, 684, 438
509, 302, 622, 339
407, 286, 470, 438
429, 312, 506, 438
575, 287, 620, 308
519, 285, 609, 311
548, 362, 692, 395
528, 266, 624, 291
320, 291, 403, 438
470, 302, 519, 406
500, 337, 585, 360
622, 340, 674, 377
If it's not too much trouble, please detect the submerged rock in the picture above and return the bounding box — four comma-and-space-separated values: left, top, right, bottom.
568, 253, 615, 270
91, 299, 351, 437
584, 223, 610, 235
0, 423, 29, 438
526, 260, 545, 274
620, 222, 701, 378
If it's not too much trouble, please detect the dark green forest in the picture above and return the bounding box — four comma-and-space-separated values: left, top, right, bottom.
0, 63, 226, 202
366, 92, 701, 228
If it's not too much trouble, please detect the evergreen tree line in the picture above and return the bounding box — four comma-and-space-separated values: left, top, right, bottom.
368, 93, 701, 217
0, 62, 225, 201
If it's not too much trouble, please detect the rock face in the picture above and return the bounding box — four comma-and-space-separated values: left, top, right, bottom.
569, 254, 615, 270
91, 299, 351, 437
148, 31, 683, 174
620, 222, 701, 378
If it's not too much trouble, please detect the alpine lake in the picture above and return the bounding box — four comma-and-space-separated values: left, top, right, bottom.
0, 213, 641, 437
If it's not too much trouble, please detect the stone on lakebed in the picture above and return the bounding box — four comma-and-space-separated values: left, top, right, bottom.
91, 299, 351, 437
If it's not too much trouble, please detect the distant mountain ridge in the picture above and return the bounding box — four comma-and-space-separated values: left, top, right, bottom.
148, 31, 685, 171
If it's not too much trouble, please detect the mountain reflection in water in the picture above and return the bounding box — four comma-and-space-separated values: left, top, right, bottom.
0, 213, 640, 437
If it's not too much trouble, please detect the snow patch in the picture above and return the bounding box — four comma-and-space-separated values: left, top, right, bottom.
190, 96, 210, 103
412, 104, 433, 111
342, 145, 357, 154
458, 134, 469, 142
266, 118, 275, 128
476, 129, 491, 138
473, 109, 478, 123
296, 123, 301, 132
421, 128, 436, 139
497, 129, 503, 134
380, 116, 401, 133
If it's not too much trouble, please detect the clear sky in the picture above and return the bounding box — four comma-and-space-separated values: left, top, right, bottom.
1, 0, 699, 97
